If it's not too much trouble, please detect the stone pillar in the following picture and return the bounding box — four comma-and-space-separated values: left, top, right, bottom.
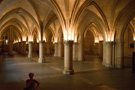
8, 41, 13, 55
78, 39, 84, 61
28, 42, 33, 58
54, 43, 58, 57
21, 41, 26, 55
38, 41, 46, 63
103, 42, 113, 67
58, 43, 64, 57
98, 41, 103, 58
63, 41, 74, 75
115, 41, 124, 68
73, 43, 78, 61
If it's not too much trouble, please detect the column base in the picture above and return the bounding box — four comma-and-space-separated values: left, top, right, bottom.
73, 57, 78, 61
28, 55, 32, 58
54, 54, 58, 57
104, 63, 112, 67
63, 70, 74, 75
38, 58, 46, 63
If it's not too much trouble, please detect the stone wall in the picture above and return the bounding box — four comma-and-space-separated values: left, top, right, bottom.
124, 28, 134, 57
84, 30, 98, 55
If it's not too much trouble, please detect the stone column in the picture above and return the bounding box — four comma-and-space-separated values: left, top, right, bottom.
21, 41, 26, 55
98, 41, 103, 58
78, 38, 84, 61
73, 43, 78, 61
103, 42, 113, 67
8, 41, 13, 55
38, 41, 46, 63
58, 43, 64, 57
115, 41, 124, 68
63, 41, 74, 75
28, 42, 33, 58
54, 43, 58, 57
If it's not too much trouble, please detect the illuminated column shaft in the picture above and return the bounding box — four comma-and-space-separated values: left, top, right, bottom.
58, 43, 64, 57
98, 41, 103, 58
63, 41, 74, 75
73, 43, 78, 61
38, 41, 46, 63
54, 43, 58, 56
115, 41, 124, 68
103, 42, 113, 67
8, 41, 13, 55
78, 38, 84, 61
21, 41, 26, 55
28, 42, 33, 58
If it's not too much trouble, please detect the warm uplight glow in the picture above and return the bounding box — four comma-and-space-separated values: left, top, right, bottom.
43, 37, 46, 42
95, 36, 99, 43
22, 37, 26, 41
28, 35, 33, 42
19, 40, 21, 42
55, 39, 58, 43
13, 40, 18, 44
95, 40, 99, 43
74, 36, 77, 42
6, 40, 8, 44
133, 36, 135, 41
99, 36, 103, 41
64, 28, 74, 41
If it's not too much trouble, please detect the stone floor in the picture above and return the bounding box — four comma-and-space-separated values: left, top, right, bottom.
0, 52, 135, 90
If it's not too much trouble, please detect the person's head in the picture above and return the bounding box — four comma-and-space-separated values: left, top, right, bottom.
29, 73, 34, 79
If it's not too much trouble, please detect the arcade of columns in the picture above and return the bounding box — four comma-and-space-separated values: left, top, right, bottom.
0, 0, 135, 75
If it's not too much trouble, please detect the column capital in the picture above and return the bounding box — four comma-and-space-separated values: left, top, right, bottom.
54, 42, 58, 44
73, 42, 78, 45
39, 40, 45, 43
29, 41, 33, 43
99, 41, 103, 43
64, 40, 73, 45
103, 41, 114, 45
21, 41, 26, 43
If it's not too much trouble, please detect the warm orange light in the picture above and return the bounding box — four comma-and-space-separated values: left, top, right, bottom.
43, 37, 46, 42
74, 36, 77, 42
28, 35, 33, 42
64, 28, 74, 41
19, 40, 21, 42
55, 39, 58, 43
133, 36, 135, 41
22, 37, 26, 41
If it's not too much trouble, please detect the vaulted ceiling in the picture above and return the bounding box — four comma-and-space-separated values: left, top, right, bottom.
0, 0, 135, 42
